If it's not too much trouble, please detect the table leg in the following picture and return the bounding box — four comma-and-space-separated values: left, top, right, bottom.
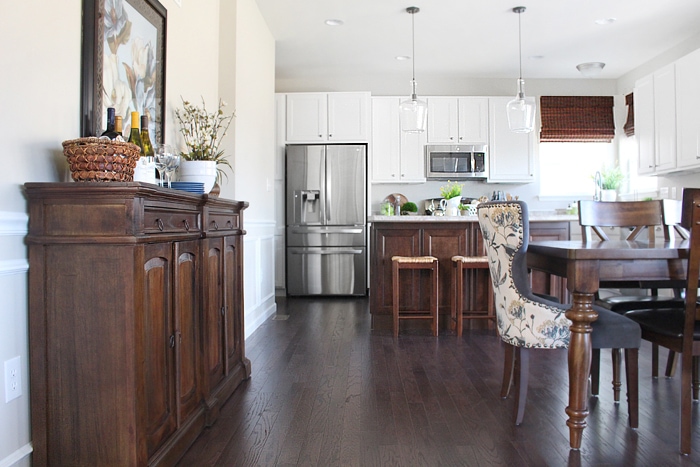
565, 291, 598, 450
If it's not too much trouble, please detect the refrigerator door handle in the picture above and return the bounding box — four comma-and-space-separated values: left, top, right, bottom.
288, 227, 364, 235
325, 155, 332, 223
289, 249, 364, 255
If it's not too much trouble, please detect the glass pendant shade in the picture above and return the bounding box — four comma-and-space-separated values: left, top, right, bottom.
507, 78, 536, 133
400, 80, 428, 133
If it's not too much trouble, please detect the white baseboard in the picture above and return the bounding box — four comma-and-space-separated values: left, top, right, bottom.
0, 443, 32, 467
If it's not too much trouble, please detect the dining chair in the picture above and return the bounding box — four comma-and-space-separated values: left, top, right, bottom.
625, 187, 700, 455
578, 199, 685, 382
478, 200, 641, 426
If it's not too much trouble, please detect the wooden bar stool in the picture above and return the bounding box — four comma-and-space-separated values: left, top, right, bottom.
451, 255, 494, 336
391, 256, 439, 337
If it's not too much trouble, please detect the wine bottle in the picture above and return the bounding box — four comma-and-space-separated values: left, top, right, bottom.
127, 111, 143, 153
100, 107, 120, 139
114, 116, 124, 142
140, 115, 154, 159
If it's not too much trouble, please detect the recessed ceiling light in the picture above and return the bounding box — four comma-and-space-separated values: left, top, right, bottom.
395, 56, 411, 61
325, 19, 344, 26
595, 18, 616, 25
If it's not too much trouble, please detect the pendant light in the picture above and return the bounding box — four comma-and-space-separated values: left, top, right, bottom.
399, 6, 428, 133
506, 6, 536, 133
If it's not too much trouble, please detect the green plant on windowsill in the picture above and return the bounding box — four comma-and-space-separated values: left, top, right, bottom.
600, 165, 624, 190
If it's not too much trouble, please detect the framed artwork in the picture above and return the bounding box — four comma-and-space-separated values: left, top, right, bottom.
80, 0, 167, 141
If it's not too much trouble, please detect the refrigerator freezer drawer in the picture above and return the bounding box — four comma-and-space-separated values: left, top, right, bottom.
286, 246, 367, 296
286, 225, 366, 247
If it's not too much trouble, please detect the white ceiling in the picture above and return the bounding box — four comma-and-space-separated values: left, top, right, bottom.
254, 0, 700, 83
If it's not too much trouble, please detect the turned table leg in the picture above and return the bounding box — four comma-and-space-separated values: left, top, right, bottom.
565, 291, 598, 450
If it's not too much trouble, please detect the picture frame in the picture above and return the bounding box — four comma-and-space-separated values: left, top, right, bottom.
80, 0, 167, 141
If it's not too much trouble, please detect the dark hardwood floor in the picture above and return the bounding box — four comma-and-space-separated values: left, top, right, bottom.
178, 296, 700, 466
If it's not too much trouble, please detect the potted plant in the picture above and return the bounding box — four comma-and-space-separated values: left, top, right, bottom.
400, 201, 418, 215
440, 180, 463, 216
175, 97, 235, 192
600, 165, 624, 201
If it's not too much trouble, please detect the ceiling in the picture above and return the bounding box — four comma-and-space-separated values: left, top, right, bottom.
254, 0, 700, 83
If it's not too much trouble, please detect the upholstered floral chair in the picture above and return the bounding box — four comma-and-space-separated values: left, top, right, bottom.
477, 200, 641, 427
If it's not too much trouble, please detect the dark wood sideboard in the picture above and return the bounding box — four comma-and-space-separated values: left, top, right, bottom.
370, 219, 570, 329
24, 182, 250, 466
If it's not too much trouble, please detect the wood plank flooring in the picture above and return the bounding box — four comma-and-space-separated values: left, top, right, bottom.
178, 296, 700, 466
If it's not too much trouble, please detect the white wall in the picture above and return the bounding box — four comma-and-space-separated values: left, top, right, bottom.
0, 1, 275, 465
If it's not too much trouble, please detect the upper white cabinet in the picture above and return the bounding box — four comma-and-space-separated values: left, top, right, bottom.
427, 97, 489, 144
676, 48, 700, 170
285, 92, 370, 143
487, 97, 535, 183
635, 64, 677, 175
371, 97, 426, 183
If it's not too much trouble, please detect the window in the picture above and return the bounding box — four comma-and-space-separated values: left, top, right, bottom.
539, 142, 615, 197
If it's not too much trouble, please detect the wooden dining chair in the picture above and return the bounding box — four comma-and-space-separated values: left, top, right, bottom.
578, 200, 685, 384
625, 187, 700, 455
478, 200, 640, 427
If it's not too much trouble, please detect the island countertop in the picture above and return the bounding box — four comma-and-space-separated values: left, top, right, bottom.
367, 213, 578, 223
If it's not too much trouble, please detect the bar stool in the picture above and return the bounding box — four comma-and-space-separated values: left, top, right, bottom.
451, 255, 494, 337
391, 256, 439, 337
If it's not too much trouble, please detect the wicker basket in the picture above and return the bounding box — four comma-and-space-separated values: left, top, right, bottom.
62, 137, 141, 182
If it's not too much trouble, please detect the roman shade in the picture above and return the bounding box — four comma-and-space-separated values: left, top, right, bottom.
623, 93, 635, 137
540, 96, 615, 142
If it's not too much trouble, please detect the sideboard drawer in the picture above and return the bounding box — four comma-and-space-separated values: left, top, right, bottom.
206, 213, 240, 233
144, 208, 201, 234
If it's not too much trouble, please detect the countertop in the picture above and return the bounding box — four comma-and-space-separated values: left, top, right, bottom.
367, 212, 578, 223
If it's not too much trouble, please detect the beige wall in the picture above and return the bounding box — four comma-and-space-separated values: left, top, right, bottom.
0, 1, 275, 465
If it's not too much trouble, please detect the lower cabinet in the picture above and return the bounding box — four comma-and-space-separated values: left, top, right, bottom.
370, 220, 570, 326
528, 221, 570, 303
370, 221, 491, 322
25, 183, 250, 466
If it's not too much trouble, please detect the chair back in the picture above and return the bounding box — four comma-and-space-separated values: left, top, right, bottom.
662, 198, 690, 240
681, 188, 700, 335
477, 201, 570, 349
577, 200, 669, 242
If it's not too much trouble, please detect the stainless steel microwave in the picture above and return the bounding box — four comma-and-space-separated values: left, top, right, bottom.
425, 144, 488, 180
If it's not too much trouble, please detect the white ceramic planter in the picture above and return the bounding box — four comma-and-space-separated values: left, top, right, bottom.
446, 197, 461, 216
600, 189, 617, 202
178, 160, 217, 193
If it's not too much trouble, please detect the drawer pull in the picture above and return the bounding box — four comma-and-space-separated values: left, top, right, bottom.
227, 220, 233, 229
156, 218, 164, 231
183, 219, 190, 231
169, 334, 175, 348
212, 220, 219, 230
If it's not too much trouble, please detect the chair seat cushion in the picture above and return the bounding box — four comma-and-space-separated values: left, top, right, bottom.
591, 307, 642, 349
625, 308, 700, 340
596, 295, 684, 313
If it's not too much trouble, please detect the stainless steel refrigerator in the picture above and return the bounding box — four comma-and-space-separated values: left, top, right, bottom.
285, 144, 367, 296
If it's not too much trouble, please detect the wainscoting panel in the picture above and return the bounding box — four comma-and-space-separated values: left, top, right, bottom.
243, 220, 277, 338
0, 211, 31, 467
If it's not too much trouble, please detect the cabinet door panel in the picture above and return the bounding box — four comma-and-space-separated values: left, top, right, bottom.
286, 93, 327, 142
224, 235, 240, 370
142, 243, 177, 456
676, 49, 700, 169
654, 64, 677, 173
371, 97, 401, 182
203, 238, 225, 391
173, 240, 200, 423
488, 97, 534, 182
423, 227, 467, 311
371, 227, 421, 312
427, 98, 459, 143
328, 92, 370, 142
458, 97, 489, 143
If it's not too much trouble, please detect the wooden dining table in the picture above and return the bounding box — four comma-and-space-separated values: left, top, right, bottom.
527, 239, 689, 450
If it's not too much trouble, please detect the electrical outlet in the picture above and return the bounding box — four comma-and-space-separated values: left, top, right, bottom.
660, 187, 669, 199
671, 187, 677, 199
4, 356, 21, 403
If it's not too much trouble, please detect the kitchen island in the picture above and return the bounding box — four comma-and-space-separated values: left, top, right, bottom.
369, 213, 576, 331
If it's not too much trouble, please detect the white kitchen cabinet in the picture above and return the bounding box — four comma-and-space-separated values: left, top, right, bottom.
427, 97, 489, 144
487, 97, 534, 183
676, 48, 700, 170
285, 92, 370, 143
635, 64, 677, 175
371, 97, 426, 183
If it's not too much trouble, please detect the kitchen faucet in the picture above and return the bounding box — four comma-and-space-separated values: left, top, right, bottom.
594, 171, 602, 201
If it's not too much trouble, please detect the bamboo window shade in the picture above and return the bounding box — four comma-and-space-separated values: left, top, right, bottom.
623, 93, 634, 137
539, 96, 615, 142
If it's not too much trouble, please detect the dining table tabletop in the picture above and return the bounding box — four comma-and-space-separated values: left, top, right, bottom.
526, 238, 689, 450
